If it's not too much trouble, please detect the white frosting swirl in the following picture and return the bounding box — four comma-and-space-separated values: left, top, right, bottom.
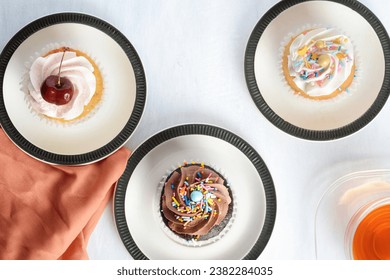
288, 28, 354, 97
28, 51, 96, 120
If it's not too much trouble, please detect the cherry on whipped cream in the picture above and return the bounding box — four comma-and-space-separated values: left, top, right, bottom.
40, 47, 74, 106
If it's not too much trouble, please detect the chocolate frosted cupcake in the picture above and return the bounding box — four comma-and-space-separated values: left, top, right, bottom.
160, 162, 233, 242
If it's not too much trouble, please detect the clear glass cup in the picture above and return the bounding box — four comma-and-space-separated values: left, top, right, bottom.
344, 197, 390, 260
315, 170, 390, 259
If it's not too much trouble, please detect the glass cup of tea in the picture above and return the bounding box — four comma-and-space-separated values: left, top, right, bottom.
345, 197, 390, 260
315, 170, 390, 259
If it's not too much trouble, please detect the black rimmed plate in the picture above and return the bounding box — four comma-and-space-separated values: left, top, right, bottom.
114, 124, 276, 260
0, 13, 146, 165
245, 0, 390, 140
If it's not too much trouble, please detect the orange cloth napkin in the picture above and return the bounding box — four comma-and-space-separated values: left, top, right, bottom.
0, 129, 130, 259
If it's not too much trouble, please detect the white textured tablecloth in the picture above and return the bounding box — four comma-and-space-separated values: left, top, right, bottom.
1, 0, 389, 259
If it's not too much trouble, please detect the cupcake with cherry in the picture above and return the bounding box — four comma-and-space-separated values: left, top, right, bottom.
26, 46, 103, 122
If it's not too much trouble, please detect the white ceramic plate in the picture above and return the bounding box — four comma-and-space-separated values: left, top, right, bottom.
0, 13, 146, 165
114, 124, 276, 259
245, 0, 390, 140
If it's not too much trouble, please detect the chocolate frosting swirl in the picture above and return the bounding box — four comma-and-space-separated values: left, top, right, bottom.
161, 164, 232, 237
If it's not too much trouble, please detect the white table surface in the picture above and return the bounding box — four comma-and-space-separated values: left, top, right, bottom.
1, 0, 390, 260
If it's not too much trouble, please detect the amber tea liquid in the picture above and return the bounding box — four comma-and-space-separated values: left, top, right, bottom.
352, 204, 390, 260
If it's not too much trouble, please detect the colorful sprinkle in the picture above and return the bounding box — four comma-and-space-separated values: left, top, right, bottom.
297, 45, 308, 56
172, 196, 180, 207
190, 190, 203, 202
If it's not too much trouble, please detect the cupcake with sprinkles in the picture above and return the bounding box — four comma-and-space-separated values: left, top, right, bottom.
160, 162, 234, 243
282, 27, 356, 100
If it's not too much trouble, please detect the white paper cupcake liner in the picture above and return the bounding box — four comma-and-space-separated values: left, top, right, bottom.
279, 24, 362, 105
155, 160, 237, 247
20, 42, 107, 127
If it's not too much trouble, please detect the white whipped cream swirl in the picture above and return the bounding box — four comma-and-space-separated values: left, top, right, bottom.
28, 51, 96, 120
288, 28, 354, 97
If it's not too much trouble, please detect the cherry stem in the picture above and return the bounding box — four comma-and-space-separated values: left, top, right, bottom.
57, 47, 69, 86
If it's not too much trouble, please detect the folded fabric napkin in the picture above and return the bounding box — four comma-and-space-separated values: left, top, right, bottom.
0, 129, 130, 259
